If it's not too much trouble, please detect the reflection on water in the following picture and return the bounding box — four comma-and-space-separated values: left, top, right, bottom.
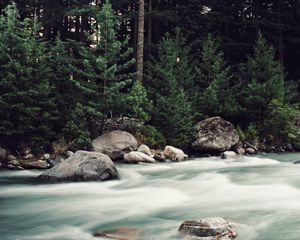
1, 153, 300, 240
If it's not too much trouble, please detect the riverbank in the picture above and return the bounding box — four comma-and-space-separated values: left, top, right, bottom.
1, 153, 300, 240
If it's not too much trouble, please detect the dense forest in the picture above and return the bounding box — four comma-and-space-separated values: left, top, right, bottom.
0, 0, 300, 153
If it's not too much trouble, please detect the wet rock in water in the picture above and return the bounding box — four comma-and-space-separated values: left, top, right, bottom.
164, 146, 188, 162
21, 160, 49, 169
192, 117, 239, 153
7, 160, 24, 170
221, 151, 238, 159
123, 151, 156, 164
94, 227, 142, 240
294, 160, 300, 164
245, 147, 256, 154
137, 144, 153, 157
178, 218, 237, 240
92, 130, 138, 160
38, 150, 119, 182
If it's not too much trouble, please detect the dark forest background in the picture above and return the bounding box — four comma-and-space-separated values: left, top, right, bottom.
1, 0, 300, 153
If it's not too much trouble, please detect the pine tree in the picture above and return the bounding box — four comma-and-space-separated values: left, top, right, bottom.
198, 34, 239, 121
0, 4, 56, 149
239, 32, 285, 133
91, 0, 136, 118
146, 32, 195, 148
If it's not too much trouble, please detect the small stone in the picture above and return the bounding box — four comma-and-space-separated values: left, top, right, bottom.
7, 164, 24, 170
22, 161, 49, 169
43, 154, 50, 160
221, 151, 238, 159
66, 151, 74, 158
245, 148, 256, 154
164, 146, 188, 162
235, 147, 245, 155
7, 155, 17, 161
8, 159, 20, 166
153, 151, 167, 162
23, 154, 34, 160
137, 144, 153, 157
123, 151, 156, 164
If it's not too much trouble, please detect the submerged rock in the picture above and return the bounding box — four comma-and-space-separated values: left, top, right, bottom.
164, 146, 188, 162
94, 227, 142, 240
123, 151, 156, 164
192, 117, 239, 153
221, 151, 238, 159
38, 150, 119, 182
178, 218, 237, 240
92, 130, 138, 160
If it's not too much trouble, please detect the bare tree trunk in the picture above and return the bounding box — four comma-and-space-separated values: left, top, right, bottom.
147, 0, 153, 56
137, 0, 145, 84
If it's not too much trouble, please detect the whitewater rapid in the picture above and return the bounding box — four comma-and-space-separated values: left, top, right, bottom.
1, 153, 300, 240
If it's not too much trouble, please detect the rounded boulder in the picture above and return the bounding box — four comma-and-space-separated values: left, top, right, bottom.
38, 151, 119, 182
92, 131, 138, 160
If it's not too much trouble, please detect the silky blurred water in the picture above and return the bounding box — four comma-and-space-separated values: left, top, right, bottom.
1, 153, 300, 240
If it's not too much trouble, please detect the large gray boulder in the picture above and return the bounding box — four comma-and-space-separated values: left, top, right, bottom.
192, 117, 239, 153
38, 151, 119, 182
92, 131, 138, 160
178, 218, 237, 240
123, 151, 156, 164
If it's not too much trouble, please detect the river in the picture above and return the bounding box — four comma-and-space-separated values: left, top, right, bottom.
1, 153, 300, 240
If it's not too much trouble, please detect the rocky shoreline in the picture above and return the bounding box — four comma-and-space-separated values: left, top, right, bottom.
0, 116, 298, 172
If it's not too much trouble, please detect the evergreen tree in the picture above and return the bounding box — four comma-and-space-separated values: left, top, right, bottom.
198, 34, 239, 121
239, 32, 285, 133
0, 4, 56, 149
147, 32, 195, 148
91, 0, 137, 118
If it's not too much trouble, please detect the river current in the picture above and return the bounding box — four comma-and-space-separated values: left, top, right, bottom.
1, 153, 300, 240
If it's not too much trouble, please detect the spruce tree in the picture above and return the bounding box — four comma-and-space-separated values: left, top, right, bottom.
239, 32, 285, 133
146, 32, 195, 148
198, 34, 239, 121
0, 4, 56, 149
92, 0, 137, 118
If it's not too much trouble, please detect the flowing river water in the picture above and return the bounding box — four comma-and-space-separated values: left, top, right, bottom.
1, 153, 300, 240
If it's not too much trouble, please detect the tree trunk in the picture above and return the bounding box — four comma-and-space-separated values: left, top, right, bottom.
137, 0, 145, 84
147, 0, 153, 56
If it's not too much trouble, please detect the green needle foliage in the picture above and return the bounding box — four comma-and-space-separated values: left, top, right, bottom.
146, 32, 195, 148
0, 4, 57, 149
